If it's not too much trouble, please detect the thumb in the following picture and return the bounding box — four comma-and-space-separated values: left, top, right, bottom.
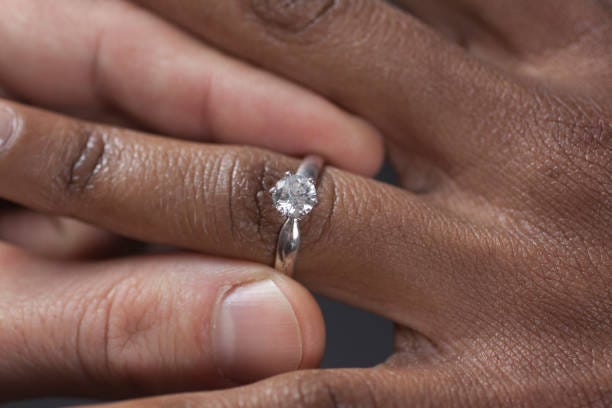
0, 246, 324, 400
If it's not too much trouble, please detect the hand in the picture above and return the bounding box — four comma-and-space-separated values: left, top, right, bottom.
0, 0, 382, 175
0, 199, 128, 258
71, 0, 609, 406
0, 0, 385, 400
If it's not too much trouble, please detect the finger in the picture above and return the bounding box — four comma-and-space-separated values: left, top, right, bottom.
93, 366, 492, 408
0, 243, 324, 400
0, 0, 383, 175
96, 359, 611, 408
135, 0, 510, 170
104, 369, 406, 408
0, 210, 124, 259
0, 100, 485, 339
394, 0, 612, 91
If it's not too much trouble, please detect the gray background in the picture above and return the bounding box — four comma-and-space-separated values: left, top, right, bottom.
2, 167, 397, 407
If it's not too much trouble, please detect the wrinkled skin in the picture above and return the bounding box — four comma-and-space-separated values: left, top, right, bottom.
0, 0, 611, 407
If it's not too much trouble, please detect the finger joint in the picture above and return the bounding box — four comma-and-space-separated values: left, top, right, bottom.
206, 148, 335, 264
66, 127, 108, 194
249, 0, 337, 33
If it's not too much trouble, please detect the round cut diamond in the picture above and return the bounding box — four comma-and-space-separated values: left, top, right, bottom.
271, 173, 318, 218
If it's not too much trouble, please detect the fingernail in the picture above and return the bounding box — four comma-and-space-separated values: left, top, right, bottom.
0, 107, 17, 151
212, 279, 302, 383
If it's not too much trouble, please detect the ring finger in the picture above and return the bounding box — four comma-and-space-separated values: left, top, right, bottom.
0, 99, 493, 342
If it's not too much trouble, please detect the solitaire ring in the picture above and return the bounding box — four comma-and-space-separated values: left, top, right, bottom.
270, 155, 324, 276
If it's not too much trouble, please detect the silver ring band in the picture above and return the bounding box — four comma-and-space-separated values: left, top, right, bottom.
270, 155, 324, 276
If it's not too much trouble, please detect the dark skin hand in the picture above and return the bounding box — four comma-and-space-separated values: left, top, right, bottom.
118, 0, 609, 406
0, 0, 611, 407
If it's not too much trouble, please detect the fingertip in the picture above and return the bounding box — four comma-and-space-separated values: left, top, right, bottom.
337, 115, 385, 177
281, 91, 384, 176
266, 92, 384, 176
205, 66, 384, 176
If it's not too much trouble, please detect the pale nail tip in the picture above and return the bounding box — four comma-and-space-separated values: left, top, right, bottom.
213, 280, 303, 383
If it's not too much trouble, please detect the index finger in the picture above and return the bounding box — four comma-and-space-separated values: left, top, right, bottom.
134, 0, 505, 167
0, 0, 383, 175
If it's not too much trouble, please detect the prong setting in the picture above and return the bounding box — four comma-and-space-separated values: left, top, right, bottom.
271, 172, 318, 218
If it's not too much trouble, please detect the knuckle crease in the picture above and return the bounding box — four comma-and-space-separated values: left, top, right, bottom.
68, 130, 106, 194
249, 0, 337, 36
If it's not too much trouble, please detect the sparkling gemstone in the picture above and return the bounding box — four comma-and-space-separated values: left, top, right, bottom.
271, 173, 318, 218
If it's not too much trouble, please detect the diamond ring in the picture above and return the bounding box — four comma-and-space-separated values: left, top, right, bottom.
270, 155, 324, 276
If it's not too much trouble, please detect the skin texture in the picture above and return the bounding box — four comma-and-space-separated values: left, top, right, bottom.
0, 0, 384, 401
0, 0, 383, 256
0, 0, 610, 407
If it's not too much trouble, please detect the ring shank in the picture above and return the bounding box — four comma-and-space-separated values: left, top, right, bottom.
296, 155, 324, 181
274, 218, 300, 275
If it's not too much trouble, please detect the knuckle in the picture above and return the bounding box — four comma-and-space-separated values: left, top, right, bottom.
104, 276, 162, 372
214, 148, 287, 257
78, 274, 165, 384
537, 96, 611, 167
524, 98, 612, 225
52, 122, 111, 206
247, 0, 350, 43
248, 0, 337, 34
280, 371, 379, 408
549, 116, 611, 165
550, 122, 609, 185
63, 126, 108, 195
207, 148, 335, 261
293, 373, 342, 408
